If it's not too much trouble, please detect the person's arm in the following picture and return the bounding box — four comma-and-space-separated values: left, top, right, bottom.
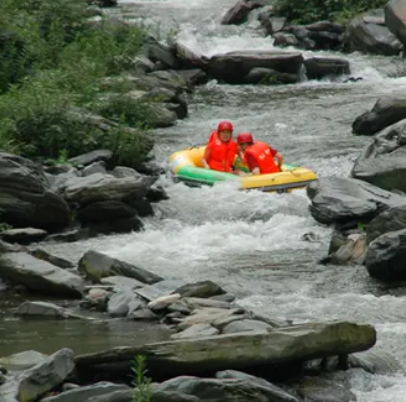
240, 153, 259, 176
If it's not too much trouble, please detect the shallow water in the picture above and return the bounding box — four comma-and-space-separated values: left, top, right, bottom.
2, 0, 406, 399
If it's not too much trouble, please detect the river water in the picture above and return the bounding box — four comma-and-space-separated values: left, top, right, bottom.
2, 0, 406, 400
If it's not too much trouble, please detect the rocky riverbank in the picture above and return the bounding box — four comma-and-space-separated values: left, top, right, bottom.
0, 242, 398, 402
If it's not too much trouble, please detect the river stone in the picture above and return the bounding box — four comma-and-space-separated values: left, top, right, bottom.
174, 280, 226, 298
111, 166, 143, 179
171, 323, 220, 340
215, 370, 299, 402
0, 228, 48, 245
221, 319, 273, 334
367, 204, 406, 244
365, 228, 406, 282
68, 150, 112, 167
154, 375, 299, 402
148, 293, 181, 311
16, 301, 83, 320
221, 0, 261, 25
75, 321, 376, 379
107, 288, 138, 317
82, 161, 107, 177
351, 118, 406, 192
177, 308, 246, 330
306, 176, 406, 225
78, 250, 163, 284
353, 97, 406, 135
88, 389, 200, 402
44, 228, 98, 243
0, 348, 75, 402
304, 57, 350, 80
135, 279, 188, 302
183, 297, 230, 310
30, 249, 74, 269
385, 0, 406, 46
296, 377, 356, 402
100, 276, 144, 288
207, 51, 303, 84
0, 351, 48, 371
343, 15, 402, 56
0, 252, 85, 298
0, 152, 70, 231
40, 382, 131, 402
62, 173, 153, 207
348, 348, 405, 375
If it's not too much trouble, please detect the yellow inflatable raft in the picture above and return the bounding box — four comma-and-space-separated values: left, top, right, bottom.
169, 146, 318, 193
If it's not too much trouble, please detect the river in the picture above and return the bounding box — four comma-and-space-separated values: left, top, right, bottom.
2, 0, 406, 400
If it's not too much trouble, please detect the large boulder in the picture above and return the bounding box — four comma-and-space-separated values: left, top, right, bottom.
78, 250, 163, 284
365, 228, 406, 282
207, 51, 303, 84
343, 13, 402, 56
75, 321, 376, 380
304, 57, 350, 80
352, 97, 406, 135
0, 153, 70, 231
367, 204, 406, 243
0, 348, 74, 402
351, 119, 406, 192
306, 176, 406, 225
385, 0, 406, 46
221, 0, 266, 25
0, 252, 85, 298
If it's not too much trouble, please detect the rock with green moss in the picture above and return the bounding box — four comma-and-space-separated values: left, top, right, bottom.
75, 321, 376, 380
78, 250, 163, 284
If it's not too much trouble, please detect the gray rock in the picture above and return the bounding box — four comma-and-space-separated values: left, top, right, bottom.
367, 204, 406, 243
273, 32, 299, 47
78, 250, 163, 284
343, 15, 402, 55
45, 228, 98, 243
385, 0, 406, 46
352, 97, 406, 135
221, 0, 262, 25
216, 370, 299, 402
142, 37, 180, 69
87, 390, 133, 402
111, 166, 143, 179
183, 297, 230, 310
101, 276, 144, 288
0, 252, 85, 298
16, 301, 85, 320
244, 67, 298, 85
304, 57, 350, 80
107, 288, 138, 317
155, 375, 299, 402
136, 279, 188, 302
48, 168, 82, 193
0, 228, 47, 245
171, 323, 220, 340
63, 173, 152, 207
0, 152, 70, 231
365, 228, 406, 282
349, 348, 405, 375
172, 42, 209, 70
30, 249, 74, 269
207, 51, 303, 84
296, 377, 356, 402
82, 161, 107, 176
40, 382, 130, 402
307, 176, 406, 225
174, 281, 227, 298
0, 348, 75, 402
68, 150, 112, 167
0, 351, 48, 371
351, 118, 406, 192
221, 319, 272, 334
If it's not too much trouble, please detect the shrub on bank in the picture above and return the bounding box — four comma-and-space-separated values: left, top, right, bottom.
273, 0, 388, 24
0, 0, 153, 169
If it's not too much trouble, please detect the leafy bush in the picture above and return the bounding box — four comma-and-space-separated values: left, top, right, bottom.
274, 0, 388, 24
0, 0, 153, 169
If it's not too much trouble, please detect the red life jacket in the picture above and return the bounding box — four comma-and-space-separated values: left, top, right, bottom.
244, 141, 279, 174
206, 133, 237, 172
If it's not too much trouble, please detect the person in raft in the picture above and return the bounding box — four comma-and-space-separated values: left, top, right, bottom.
202, 120, 238, 172
236, 132, 283, 175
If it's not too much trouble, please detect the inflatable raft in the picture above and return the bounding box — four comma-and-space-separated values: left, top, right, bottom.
169, 146, 318, 193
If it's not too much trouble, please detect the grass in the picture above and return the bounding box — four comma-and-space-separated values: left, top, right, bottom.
132, 355, 152, 402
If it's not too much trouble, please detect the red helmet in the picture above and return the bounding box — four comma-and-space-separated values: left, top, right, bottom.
217, 120, 233, 132
237, 132, 254, 144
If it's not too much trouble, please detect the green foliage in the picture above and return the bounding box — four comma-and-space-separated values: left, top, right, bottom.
274, 0, 388, 24
0, 0, 153, 169
131, 355, 152, 402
